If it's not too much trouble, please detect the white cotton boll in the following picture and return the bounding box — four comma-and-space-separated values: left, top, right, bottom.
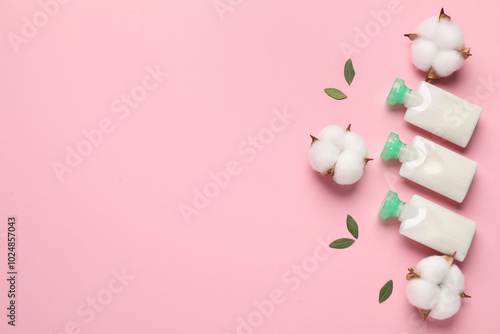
411, 38, 439, 71
428, 286, 461, 320
343, 132, 368, 157
407, 255, 469, 320
310, 124, 369, 184
415, 255, 451, 285
318, 125, 346, 148
442, 264, 465, 294
434, 20, 465, 50
432, 50, 464, 77
409, 11, 470, 80
308, 141, 340, 174
332, 151, 365, 185
406, 279, 440, 310
416, 16, 440, 40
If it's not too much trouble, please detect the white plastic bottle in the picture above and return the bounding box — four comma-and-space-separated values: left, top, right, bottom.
386, 78, 481, 148
380, 132, 477, 203
379, 190, 476, 261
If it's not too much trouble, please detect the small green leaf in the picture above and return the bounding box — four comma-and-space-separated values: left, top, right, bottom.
344, 58, 355, 85
329, 238, 355, 249
346, 215, 358, 239
325, 88, 347, 100
379, 280, 393, 304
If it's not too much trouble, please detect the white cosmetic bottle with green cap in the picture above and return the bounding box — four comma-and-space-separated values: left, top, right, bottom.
379, 190, 476, 261
386, 78, 481, 148
381, 132, 477, 203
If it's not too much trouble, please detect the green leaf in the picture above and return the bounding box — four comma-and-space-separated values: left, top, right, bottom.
324, 88, 347, 100
379, 280, 393, 304
346, 215, 358, 239
329, 238, 355, 249
344, 58, 355, 85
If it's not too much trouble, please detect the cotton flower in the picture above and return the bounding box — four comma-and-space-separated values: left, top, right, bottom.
309, 124, 371, 185
405, 8, 471, 81
406, 254, 471, 320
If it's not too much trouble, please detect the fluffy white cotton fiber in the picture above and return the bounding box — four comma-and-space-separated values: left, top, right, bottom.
308, 125, 369, 185
406, 278, 440, 310
428, 287, 462, 320
408, 10, 469, 79
415, 255, 450, 285
343, 132, 368, 157
434, 19, 465, 50
416, 16, 440, 40
411, 38, 439, 72
432, 50, 464, 77
317, 125, 346, 148
406, 255, 470, 320
308, 141, 340, 174
333, 151, 365, 185
442, 264, 465, 294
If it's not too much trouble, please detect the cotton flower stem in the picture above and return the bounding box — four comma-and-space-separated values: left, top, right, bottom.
345, 124, 352, 132
418, 308, 431, 321
328, 165, 336, 177
442, 252, 456, 266
364, 158, 373, 165
310, 135, 318, 145
439, 8, 451, 21
458, 47, 472, 59
404, 33, 419, 41
425, 68, 441, 82
461, 292, 471, 299
406, 267, 421, 280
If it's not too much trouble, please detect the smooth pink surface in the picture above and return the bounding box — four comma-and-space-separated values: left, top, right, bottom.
1, 1, 499, 333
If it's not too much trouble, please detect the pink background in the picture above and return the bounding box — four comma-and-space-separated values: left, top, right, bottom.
1, 0, 499, 333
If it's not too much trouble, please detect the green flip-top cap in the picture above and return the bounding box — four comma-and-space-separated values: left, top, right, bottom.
378, 190, 403, 219
386, 78, 409, 105
380, 132, 404, 160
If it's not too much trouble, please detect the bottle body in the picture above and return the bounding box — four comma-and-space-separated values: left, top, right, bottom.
399, 195, 476, 261
399, 136, 477, 203
404, 81, 481, 148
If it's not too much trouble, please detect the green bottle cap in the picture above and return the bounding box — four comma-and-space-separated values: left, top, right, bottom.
386, 78, 409, 105
380, 132, 404, 160
378, 190, 403, 219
